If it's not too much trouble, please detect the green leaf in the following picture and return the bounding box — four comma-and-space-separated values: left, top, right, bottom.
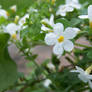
0, 33, 18, 91
87, 50, 92, 59
56, 18, 71, 28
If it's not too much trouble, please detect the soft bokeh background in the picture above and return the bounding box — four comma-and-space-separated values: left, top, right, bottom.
0, 0, 92, 75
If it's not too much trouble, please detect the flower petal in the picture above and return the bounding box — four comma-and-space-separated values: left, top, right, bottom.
45, 33, 57, 46
63, 27, 77, 39
53, 43, 64, 55
89, 80, 92, 89
63, 40, 74, 52
41, 25, 50, 31
53, 23, 64, 36
49, 14, 54, 26
88, 5, 92, 22
78, 15, 88, 19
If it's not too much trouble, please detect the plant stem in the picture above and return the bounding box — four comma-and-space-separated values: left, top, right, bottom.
75, 43, 92, 49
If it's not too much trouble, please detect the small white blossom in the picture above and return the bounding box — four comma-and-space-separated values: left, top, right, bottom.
47, 62, 55, 71
10, 5, 17, 12
56, 5, 74, 16
66, 0, 81, 9
4, 23, 20, 39
43, 79, 52, 87
41, 14, 54, 31
71, 66, 92, 89
45, 23, 77, 57
56, 0, 81, 16
18, 14, 29, 28
27, 7, 38, 13
0, 9, 9, 19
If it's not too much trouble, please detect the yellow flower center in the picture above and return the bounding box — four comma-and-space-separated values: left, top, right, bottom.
6, 12, 10, 16
49, 30, 53, 32
12, 34, 17, 39
58, 36, 64, 43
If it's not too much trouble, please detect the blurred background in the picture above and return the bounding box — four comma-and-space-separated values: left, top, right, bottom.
0, 0, 92, 75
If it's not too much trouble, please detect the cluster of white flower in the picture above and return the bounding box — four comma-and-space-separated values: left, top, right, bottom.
56, 0, 81, 16
0, 5, 30, 39
41, 15, 79, 57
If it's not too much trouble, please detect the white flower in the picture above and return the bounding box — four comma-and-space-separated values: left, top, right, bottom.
66, 0, 81, 9
10, 5, 17, 12
43, 79, 52, 87
4, 23, 20, 39
56, 5, 74, 16
56, 0, 81, 16
71, 66, 92, 89
27, 7, 38, 13
47, 62, 55, 71
41, 14, 54, 31
45, 23, 77, 57
18, 14, 29, 28
0, 9, 9, 19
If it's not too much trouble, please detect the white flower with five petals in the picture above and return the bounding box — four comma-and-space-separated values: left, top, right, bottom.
45, 23, 77, 57
71, 66, 92, 89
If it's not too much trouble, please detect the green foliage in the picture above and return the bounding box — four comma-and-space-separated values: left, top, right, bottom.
0, 33, 18, 91
0, 0, 92, 92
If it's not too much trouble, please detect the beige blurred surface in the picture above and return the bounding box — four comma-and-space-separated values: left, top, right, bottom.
8, 37, 91, 75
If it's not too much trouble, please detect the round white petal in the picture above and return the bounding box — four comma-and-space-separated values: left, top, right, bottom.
5, 23, 19, 35
63, 27, 77, 39
78, 15, 88, 19
63, 40, 74, 52
53, 23, 64, 36
53, 43, 64, 55
88, 5, 92, 22
0, 9, 8, 19
45, 33, 57, 46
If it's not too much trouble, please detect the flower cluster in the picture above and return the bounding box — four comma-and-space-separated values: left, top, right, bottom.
56, 0, 81, 16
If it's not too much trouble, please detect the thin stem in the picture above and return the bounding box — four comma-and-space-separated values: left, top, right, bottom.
75, 43, 92, 49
